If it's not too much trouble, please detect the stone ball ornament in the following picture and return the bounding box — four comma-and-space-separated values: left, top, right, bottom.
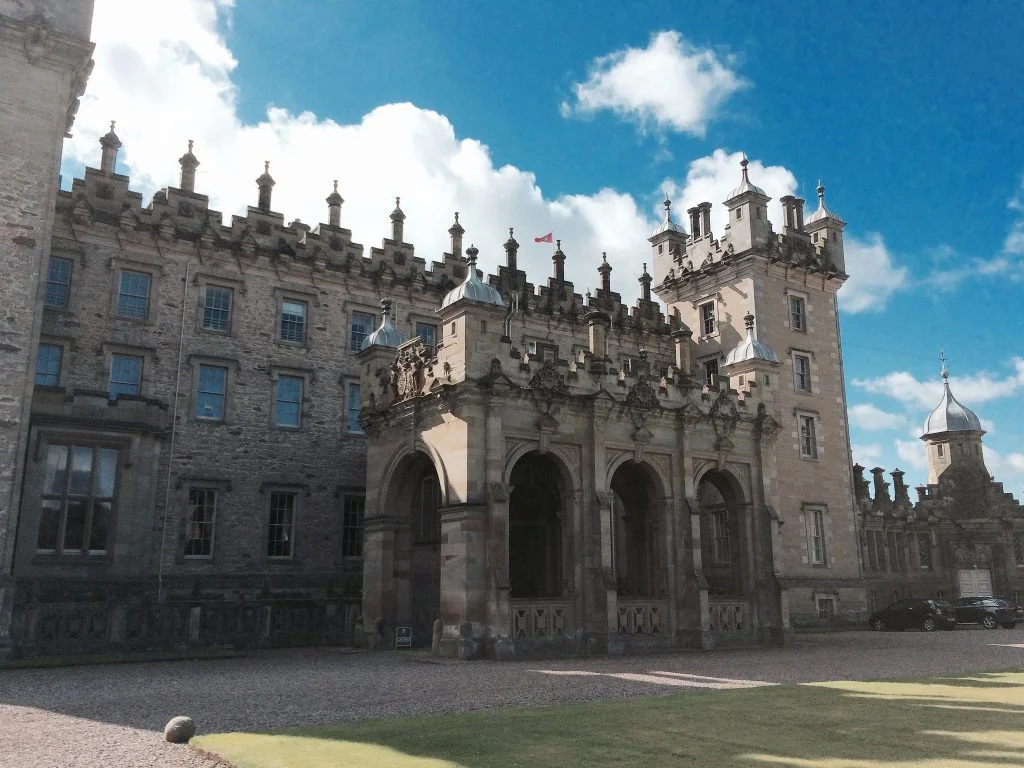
164, 715, 197, 743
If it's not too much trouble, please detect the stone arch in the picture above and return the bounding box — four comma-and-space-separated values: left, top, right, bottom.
607, 459, 669, 598
694, 467, 748, 596
507, 451, 570, 599
503, 441, 579, 492
379, 438, 450, 510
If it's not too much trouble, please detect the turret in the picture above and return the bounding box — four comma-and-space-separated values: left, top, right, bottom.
178, 140, 199, 192
255, 161, 274, 211
552, 239, 566, 282
723, 157, 771, 254
804, 180, 846, 272
99, 120, 121, 175
449, 213, 465, 258
390, 197, 405, 243
326, 180, 343, 227
920, 359, 987, 485
598, 252, 612, 293
649, 198, 687, 286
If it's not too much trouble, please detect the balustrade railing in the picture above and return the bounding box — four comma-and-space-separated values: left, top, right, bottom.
511, 599, 574, 639
617, 599, 667, 635
708, 597, 749, 631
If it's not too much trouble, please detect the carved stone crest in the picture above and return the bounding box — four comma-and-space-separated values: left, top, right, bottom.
528, 361, 568, 396
625, 375, 659, 412
390, 339, 433, 402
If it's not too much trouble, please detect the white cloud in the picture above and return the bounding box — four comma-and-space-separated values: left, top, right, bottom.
895, 439, 928, 471
984, 446, 1024, 498
838, 233, 908, 313
848, 404, 908, 432
851, 443, 883, 467
853, 361, 1024, 413
562, 31, 747, 136
659, 149, 797, 234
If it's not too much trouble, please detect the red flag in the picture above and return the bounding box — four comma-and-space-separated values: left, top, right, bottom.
534, 232, 553, 243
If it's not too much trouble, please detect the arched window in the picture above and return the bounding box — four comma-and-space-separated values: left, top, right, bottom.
413, 474, 441, 544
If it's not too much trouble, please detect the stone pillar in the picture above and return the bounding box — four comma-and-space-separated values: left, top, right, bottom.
437, 503, 488, 659
672, 326, 693, 374
687, 206, 700, 237
326, 180, 343, 227
698, 202, 712, 238
587, 310, 610, 373
178, 140, 199, 192
361, 517, 399, 649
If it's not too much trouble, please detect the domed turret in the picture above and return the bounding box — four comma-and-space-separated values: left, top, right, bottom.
650, 198, 686, 238
724, 313, 779, 366
440, 245, 504, 310
361, 298, 406, 351
922, 368, 984, 437
726, 157, 767, 200
805, 181, 845, 226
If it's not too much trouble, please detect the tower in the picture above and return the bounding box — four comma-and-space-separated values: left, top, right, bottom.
921, 361, 987, 486
0, 2, 95, 648
655, 158, 863, 626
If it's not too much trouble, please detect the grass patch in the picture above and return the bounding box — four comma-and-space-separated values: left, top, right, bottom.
0, 647, 245, 670
194, 670, 1024, 767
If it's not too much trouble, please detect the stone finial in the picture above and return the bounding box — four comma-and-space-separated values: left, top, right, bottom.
256, 161, 275, 211
552, 239, 566, 281
639, 262, 652, 302
326, 180, 343, 227
390, 196, 405, 242
178, 139, 199, 192
503, 226, 519, 271
743, 312, 755, 331
99, 120, 122, 175
449, 212, 464, 257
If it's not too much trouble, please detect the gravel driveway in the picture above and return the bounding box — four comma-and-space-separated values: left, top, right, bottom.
2, 628, 1023, 768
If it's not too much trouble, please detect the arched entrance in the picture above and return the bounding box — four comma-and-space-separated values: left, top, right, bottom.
387, 451, 442, 646
610, 461, 664, 598
508, 452, 564, 598
697, 471, 743, 596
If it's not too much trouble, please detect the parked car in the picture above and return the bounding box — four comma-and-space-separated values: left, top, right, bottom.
869, 599, 957, 632
952, 597, 1018, 629
995, 597, 1024, 621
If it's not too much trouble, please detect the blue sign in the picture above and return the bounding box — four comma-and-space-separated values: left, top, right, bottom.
395, 626, 413, 649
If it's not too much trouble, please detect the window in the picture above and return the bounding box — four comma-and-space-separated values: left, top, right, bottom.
708, 507, 732, 564
279, 299, 307, 344
341, 495, 365, 558
202, 286, 232, 332
35, 343, 62, 386
874, 531, 888, 571
789, 296, 806, 331
1013, 532, 1024, 566
917, 532, 933, 569
195, 365, 227, 421
807, 508, 826, 565
44, 256, 72, 308
350, 311, 375, 351
798, 415, 818, 459
346, 382, 363, 434
793, 354, 811, 392
699, 301, 716, 336
184, 488, 216, 558
37, 444, 116, 555
415, 322, 437, 355
109, 354, 143, 399
816, 597, 836, 620
274, 375, 303, 428
116, 270, 150, 319
413, 475, 441, 544
736, 208, 742, 220
267, 491, 296, 558
702, 358, 719, 388
937, 444, 944, 458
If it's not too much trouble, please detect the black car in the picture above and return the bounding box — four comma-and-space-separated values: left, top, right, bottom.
996, 597, 1024, 621
869, 598, 957, 632
951, 597, 1018, 629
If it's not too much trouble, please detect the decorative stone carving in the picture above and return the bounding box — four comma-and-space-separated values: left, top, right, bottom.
625, 375, 659, 412
528, 360, 568, 397
390, 339, 433, 403
754, 402, 781, 444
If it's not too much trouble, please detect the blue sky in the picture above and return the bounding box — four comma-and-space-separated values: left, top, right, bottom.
62, 0, 1024, 496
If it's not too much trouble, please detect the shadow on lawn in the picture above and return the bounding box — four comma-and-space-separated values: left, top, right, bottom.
194, 672, 1024, 768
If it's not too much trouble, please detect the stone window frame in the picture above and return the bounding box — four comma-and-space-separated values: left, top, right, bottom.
35, 339, 65, 387
1012, 531, 1024, 568
916, 530, 934, 569
194, 273, 244, 337
188, 354, 239, 424
261, 483, 306, 562
43, 254, 74, 310
108, 255, 164, 325
790, 349, 814, 394
270, 365, 312, 430
814, 591, 838, 619
785, 288, 810, 333
803, 503, 828, 567
344, 378, 363, 435
101, 342, 156, 401
30, 429, 132, 563
176, 477, 231, 562
339, 490, 366, 559
697, 353, 720, 388
796, 409, 820, 461
694, 294, 721, 339
346, 299, 379, 352
273, 286, 318, 349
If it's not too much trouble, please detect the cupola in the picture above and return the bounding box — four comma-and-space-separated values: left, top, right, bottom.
440, 245, 504, 309
724, 313, 779, 366
360, 298, 407, 351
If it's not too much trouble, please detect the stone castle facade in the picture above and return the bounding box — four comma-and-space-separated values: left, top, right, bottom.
1, 2, 1021, 658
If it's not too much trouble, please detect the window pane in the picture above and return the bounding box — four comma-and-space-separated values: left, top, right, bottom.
94, 448, 117, 497
89, 501, 110, 553
185, 488, 216, 557
69, 446, 93, 495
341, 496, 365, 557
196, 365, 227, 420
35, 344, 62, 386
350, 311, 374, 351
347, 382, 363, 433
268, 492, 295, 557
45, 257, 72, 308
63, 499, 87, 551
37, 500, 62, 551
280, 300, 306, 343
202, 287, 232, 332
415, 323, 436, 353
117, 270, 150, 319
109, 355, 142, 399
43, 445, 68, 495
275, 376, 302, 427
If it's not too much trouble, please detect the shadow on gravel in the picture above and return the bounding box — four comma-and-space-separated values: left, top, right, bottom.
192, 671, 1024, 768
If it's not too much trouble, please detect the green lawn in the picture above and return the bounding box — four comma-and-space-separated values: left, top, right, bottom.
193, 671, 1024, 768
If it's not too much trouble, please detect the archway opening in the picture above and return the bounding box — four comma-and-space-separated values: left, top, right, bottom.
388, 451, 442, 646
509, 452, 564, 599
697, 471, 742, 595
610, 461, 664, 598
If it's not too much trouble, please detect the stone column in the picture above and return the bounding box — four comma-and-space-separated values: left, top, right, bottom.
437, 503, 488, 659
361, 517, 399, 649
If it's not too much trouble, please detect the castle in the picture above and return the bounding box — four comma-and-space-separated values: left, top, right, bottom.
1, 2, 1020, 659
